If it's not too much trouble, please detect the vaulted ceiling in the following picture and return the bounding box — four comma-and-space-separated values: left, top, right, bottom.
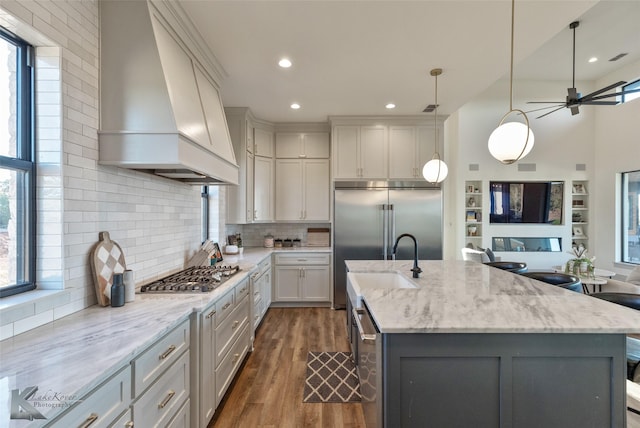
178, 0, 640, 122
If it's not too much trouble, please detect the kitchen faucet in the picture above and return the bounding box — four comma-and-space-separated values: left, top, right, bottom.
392, 233, 422, 278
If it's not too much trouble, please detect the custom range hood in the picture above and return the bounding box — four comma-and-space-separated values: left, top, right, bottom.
98, 1, 238, 185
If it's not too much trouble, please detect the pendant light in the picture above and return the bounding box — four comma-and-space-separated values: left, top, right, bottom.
487, 0, 534, 164
422, 68, 449, 183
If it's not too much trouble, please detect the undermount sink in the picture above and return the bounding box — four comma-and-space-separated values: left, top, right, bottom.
347, 272, 417, 308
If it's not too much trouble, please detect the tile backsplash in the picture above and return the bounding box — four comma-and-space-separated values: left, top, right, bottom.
225, 223, 331, 247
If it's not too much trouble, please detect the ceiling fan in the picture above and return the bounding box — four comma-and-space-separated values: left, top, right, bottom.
526, 21, 640, 119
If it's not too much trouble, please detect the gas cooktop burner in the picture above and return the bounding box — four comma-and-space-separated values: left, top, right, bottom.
139, 265, 241, 293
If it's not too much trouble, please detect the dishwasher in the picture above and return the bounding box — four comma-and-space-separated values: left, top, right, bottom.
353, 302, 383, 428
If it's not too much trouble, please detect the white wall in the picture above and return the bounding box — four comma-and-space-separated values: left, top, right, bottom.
0, 1, 205, 339
593, 59, 640, 275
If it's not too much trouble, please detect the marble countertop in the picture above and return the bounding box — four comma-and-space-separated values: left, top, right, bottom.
346, 260, 640, 334
0, 246, 330, 425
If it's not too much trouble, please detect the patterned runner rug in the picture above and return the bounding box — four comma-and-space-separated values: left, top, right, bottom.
303, 351, 361, 403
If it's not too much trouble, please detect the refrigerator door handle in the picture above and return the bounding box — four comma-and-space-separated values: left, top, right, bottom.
382, 204, 388, 260
389, 204, 396, 260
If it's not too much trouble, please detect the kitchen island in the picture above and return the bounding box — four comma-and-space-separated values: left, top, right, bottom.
346, 260, 640, 428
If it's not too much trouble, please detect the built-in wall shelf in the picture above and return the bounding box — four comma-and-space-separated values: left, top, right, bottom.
465, 180, 482, 247
571, 180, 589, 248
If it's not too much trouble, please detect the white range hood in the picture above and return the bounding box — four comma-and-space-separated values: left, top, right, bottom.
98, 1, 238, 185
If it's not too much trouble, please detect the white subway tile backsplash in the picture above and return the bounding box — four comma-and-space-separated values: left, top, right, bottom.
14, 310, 54, 336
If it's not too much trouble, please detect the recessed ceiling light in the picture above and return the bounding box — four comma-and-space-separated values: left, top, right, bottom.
278, 58, 292, 68
385, 103, 396, 109
588, 57, 598, 63
290, 103, 300, 109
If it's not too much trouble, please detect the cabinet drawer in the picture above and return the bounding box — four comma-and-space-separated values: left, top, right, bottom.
45, 366, 131, 428
215, 289, 235, 326
253, 297, 263, 328
133, 319, 190, 397
235, 278, 250, 302
166, 398, 190, 428
132, 350, 189, 428
275, 253, 330, 265
215, 295, 249, 368
216, 324, 249, 404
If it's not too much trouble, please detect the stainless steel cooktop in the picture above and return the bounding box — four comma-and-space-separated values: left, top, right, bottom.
139, 265, 241, 293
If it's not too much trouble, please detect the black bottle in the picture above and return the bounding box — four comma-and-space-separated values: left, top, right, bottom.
111, 273, 125, 307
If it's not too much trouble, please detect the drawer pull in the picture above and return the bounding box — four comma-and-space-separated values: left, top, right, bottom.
159, 345, 176, 360
232, 320, 240, 329
222, 302, 232, 310
240, 287, 246, 293
158, 390, 176, 409
254, 291, 259, 295
232, 353, 241, 364
206, 310, 216, 319
78, 413, 98, 428
125, 422, 134, 428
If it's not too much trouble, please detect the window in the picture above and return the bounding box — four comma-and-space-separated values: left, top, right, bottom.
0, 28, 35, 297
622, 79, 640, 104
621, 170, 640, 264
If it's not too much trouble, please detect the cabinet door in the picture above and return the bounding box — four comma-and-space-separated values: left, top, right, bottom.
301, 266, 330, 301
389, 126, 417, 179
274, 266, 302, 301
261, 269, 272, 315
246, 152, 255, 222
360, 126, 387, 179
199, 306, 216, 428
275, 133, 302, 158
303, 159, 330, 221
275, 159, 303, 221
254, 128, 274, 158
333, 126, 359, 179
303, 133, 330, 158
254, 156, 273, 221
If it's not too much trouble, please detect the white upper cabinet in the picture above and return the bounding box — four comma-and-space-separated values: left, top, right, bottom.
254, 128, 274, 158
275, 159, 329, 221
388, 125, 435, 179
254, 155, 274, 221
275, 133, 330, 158
333, 125, 387, 179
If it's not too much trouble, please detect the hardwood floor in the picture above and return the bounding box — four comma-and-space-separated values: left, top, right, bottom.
209, 307, 366, 428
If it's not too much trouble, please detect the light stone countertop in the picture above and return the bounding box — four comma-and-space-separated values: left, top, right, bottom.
346, 260, 640, 334
0, 246, 330, 426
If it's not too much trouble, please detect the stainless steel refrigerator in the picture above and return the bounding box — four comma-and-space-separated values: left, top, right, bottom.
333, 181, 443, 308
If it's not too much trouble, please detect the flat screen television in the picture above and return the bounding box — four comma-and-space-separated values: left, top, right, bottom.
489, 181, 563, 224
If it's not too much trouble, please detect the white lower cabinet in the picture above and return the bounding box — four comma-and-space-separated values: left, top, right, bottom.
198, 304, 217, 428
132, 350, 190, 428
44, 366, 131, 428
274, 253, 331, 303
167, 398, 190, 428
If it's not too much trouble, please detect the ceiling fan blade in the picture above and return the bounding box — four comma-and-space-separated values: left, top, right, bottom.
524, 104, 564, 114
570, 105, 580, 116
536, 105, 566, 119
586, 88, 640, 103
527, 101, 564, 104
581, 101, 619, 106
580, 81, 627, 101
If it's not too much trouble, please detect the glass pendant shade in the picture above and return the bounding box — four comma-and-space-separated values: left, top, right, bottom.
488, 120, 534, 164
423, 157, 448, 183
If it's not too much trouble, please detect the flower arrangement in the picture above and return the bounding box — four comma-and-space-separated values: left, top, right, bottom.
565, 243, 595, 277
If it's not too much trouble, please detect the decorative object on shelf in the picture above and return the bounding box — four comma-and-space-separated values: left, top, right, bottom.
572, 212, 582, 222
466, 210, 477, 221
467, 185, 474, 193
487, 0, 534, 164
572, 183, 586, 194
422, 68, 449, 183
468, 197, 476, 207
467, 225, 478, 236
572, 226, 585, 237
565, 243, 595, 277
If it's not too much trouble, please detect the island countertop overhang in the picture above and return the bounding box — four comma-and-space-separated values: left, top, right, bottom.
345, 260, 640, 334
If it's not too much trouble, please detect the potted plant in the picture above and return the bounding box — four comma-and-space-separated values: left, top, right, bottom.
565, 244, 595, 277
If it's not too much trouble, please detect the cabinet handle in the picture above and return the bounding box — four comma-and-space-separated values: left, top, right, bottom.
222, 302, 232, 310
232, 353, 241, 364
159, 345, 176, 360
254, 291, 259, 295
158, 390, 175, 409
298, 154, 307, 158
78, 413, 98, 428
302, 268, 305, 278
232, 320, 240, 329
124, 422, 134, 428
254, 210, 257, 220
297, 259, 307, 262
255, 315, 260, 321
206, 310, 216, 319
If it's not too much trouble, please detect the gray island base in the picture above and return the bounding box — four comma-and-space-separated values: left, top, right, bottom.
346, 260, 640, 428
